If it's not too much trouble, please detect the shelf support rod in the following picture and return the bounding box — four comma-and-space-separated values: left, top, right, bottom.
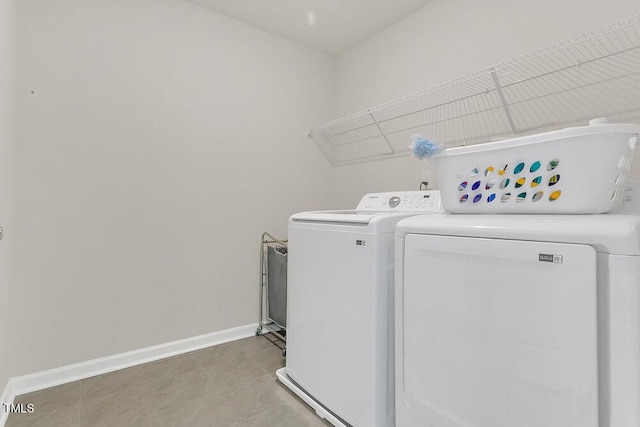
490, 67, 518, 135
368, 110, 396, 155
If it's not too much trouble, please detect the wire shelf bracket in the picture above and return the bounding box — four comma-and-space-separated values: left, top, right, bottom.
490, 67, 517, 134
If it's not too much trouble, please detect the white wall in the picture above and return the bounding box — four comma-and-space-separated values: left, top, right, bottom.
8, 0, 333, 378
0, 0, 16, 388
331, 0, 640, 207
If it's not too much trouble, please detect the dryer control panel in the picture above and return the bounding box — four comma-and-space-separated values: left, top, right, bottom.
356, 190, 443, 212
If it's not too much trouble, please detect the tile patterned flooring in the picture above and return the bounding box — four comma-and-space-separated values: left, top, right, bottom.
6, 335, 331, 427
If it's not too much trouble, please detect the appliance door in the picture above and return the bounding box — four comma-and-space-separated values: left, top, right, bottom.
400, 234, 598, 427
287, 224, 393, 426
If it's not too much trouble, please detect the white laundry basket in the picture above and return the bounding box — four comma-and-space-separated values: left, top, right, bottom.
434, 120, 640, 214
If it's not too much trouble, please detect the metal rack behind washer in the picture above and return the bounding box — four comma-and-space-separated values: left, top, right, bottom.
256, 232, 287, 355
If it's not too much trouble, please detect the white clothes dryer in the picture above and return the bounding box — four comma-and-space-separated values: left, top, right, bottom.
394, 213, 640, 427
276, 191, 443, 427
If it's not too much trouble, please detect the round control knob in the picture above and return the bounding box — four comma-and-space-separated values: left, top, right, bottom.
389, 196, 401, 208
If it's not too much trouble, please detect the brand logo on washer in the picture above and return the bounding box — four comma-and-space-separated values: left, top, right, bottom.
356, 240, 366, 246
539, 253, 563, 263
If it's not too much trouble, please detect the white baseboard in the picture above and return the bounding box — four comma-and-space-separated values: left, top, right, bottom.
0, 323, 258, 427
0, 379, 15, 427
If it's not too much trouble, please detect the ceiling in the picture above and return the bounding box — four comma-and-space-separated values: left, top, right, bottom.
186, 0, 435, 57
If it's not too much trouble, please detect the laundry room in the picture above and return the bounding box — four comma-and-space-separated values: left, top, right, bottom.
1, 0, 639, 426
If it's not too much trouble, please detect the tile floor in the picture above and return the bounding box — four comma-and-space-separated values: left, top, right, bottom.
6, 335, 331, 427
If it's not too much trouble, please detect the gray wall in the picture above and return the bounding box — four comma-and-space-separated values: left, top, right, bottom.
5, 0, 334, 383
0, 0, 16, 389
4, 0, 640, 388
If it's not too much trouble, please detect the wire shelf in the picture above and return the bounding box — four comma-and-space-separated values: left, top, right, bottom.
309, 14, 640, 166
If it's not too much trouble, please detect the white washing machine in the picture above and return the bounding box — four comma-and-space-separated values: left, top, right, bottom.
394, 213, 640, 427
276, 190, 443, 427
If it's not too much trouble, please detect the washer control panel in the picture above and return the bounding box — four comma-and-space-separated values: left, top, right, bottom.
356, 190, 443, 212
